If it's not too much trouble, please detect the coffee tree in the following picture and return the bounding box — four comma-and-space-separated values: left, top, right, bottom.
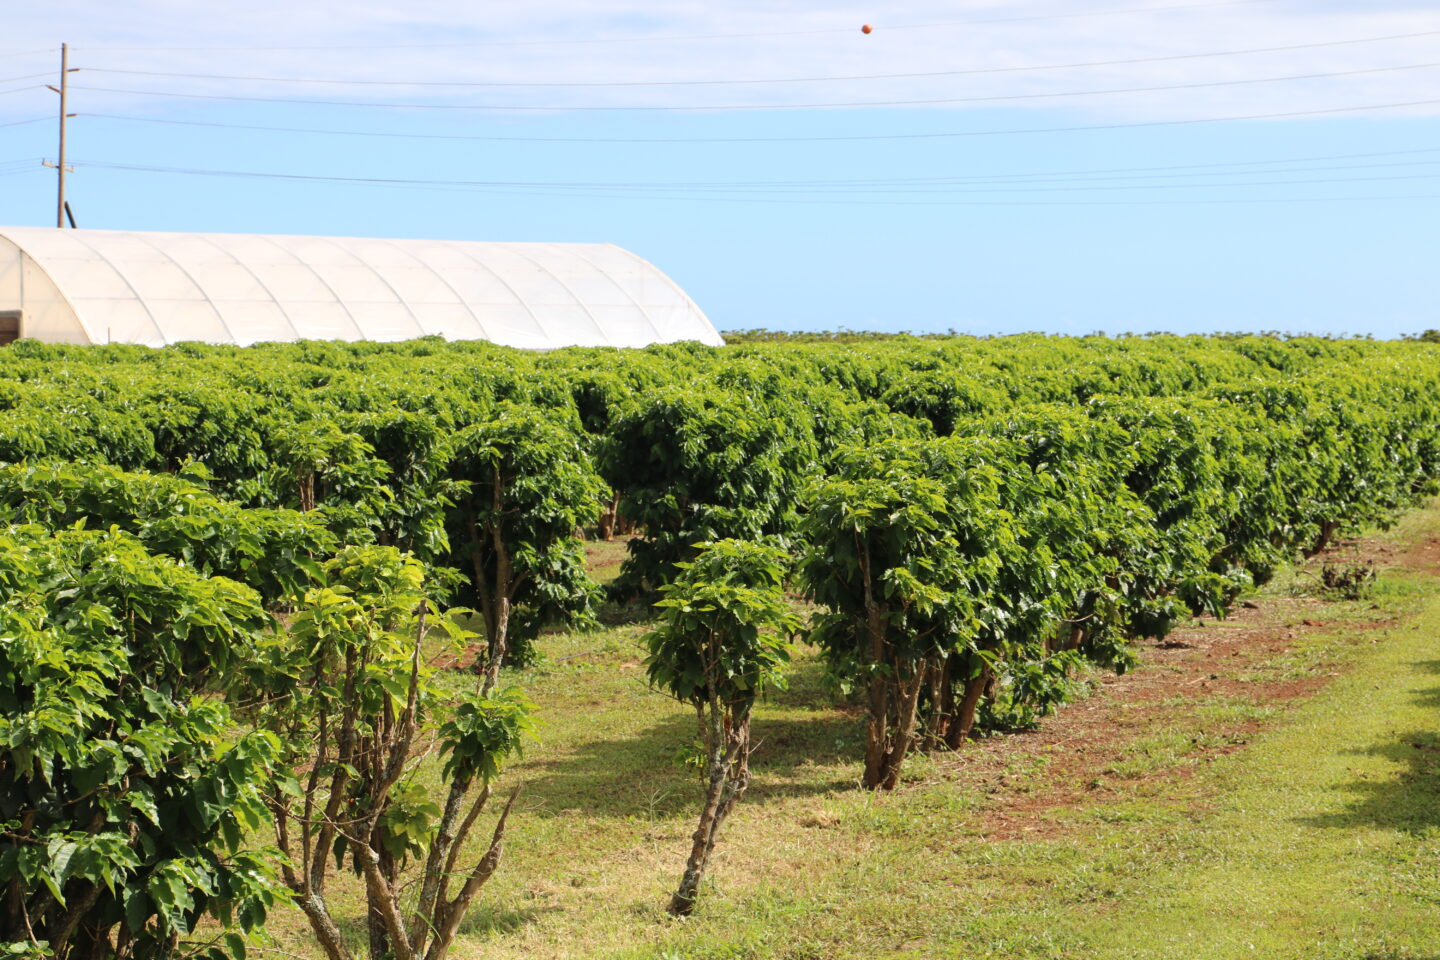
801, 439, 1014, 789
0, 461, 335, 609
445, 408, 607, 680
237, 545, 532, 960
644, 539, 799, 915
599, 386, 817, 598
0, 526, 283, 960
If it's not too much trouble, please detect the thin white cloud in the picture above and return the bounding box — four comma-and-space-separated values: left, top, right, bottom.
5, 0, 1439, 120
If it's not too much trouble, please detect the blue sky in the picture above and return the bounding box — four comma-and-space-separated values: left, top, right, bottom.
2, 0, 1437, 336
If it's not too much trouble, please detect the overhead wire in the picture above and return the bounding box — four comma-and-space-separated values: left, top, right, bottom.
65, 160, 1440, 206
38, 150, 1440, 192
0, 158, 43, 176
63, 152, 1440, 191
76, 115, 1440, 189
854, 150, 1440, 184
569, 158, 1440, 189
71, 61, 1440, 112
28, 2, 1440, 211
69, 159, 1440, 195
80, 95, 1440, 143
886, 0, 1282, 33
73, 0, 1284, 50
458, 192, 1440, 207
77, 29, 1440, 88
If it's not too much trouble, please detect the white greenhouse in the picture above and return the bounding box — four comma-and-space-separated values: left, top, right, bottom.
0, 226, 722, 349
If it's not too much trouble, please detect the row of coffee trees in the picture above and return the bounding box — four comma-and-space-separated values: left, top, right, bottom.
2, 333, 1440, 956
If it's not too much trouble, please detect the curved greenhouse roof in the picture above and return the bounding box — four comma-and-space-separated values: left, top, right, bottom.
0, 226, 721, 349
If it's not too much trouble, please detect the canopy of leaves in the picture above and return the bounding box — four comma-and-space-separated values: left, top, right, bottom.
0, 525, 283, 960
599, 385, 818, 597
644, 539, 800, 708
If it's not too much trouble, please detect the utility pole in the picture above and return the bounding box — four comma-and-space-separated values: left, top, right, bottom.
43, 43, 77, 228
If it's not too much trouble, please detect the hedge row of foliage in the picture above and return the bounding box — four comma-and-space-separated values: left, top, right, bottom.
3, 333, 1440, 949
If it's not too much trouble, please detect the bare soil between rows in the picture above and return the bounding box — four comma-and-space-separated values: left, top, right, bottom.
936, 533, 1432, 841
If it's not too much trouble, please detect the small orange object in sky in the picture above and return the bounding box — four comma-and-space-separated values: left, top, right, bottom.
861, 23, 873, 34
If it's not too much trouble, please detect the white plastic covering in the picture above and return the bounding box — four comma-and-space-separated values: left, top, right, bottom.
0, 227, 722, 349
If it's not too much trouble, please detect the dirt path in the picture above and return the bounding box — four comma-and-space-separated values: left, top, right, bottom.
936, 527, 1439, 840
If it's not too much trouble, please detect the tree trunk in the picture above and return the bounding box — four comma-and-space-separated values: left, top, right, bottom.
862, 670, 890, 789
670, 707, 729, 916
483, 463, 512, 695
859, 538, 893, 789
411, 776, 472, 951
877, 659, 929, 790
669, 705, 751, 917
75, 924, 112, 960
366, 840, 399, 959
922, 654, 952, 750
1305, 519, 1340, 557
296, 891, 354, 960
422, 787, 519, 960
298, 470, 316, 512
598, 490, 620, 539
467, 512, 497, 654
946, 662, 993, 750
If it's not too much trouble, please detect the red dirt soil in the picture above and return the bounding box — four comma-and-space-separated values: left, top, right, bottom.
937, 532, 1440, 840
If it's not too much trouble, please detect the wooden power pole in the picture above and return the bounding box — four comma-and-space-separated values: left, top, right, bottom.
44, 43, 77, 228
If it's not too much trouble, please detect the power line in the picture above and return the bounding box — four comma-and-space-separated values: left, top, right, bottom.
66, 160, 1440, 206
640, 159, 1440, 190
561, 191, 1440, 207
57, 145, 1440, 188
78, 29, 1440, 88
0, 85, 47, 98
73, 0, 1284, 51
0, 159, 43, 177
876, 151, 1440, 184
0, 116, 49, 128
69, 159, 1440, 194
70, 61, 1440, 112
0, 73, 52, 85
69, 154, 1440, 190
81, 96, 1440, 144
890, 0, 1282, 33
471, 192, 1440, 207
77, 114, 1440, 182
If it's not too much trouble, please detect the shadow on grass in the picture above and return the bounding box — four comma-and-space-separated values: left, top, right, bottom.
517, 709, 698, 820
516, 705, 865, 821
1297, 731, 1440, 836
595, 598, 656, 627
1296, 662, 1440, 836
333, 903, 556, 951
1407, 659, 1440, 708
456, 901, 557, 939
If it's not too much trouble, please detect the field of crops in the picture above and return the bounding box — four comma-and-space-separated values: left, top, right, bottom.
3, 332, 1440, 959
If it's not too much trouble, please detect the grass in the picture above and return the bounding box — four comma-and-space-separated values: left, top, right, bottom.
1053, 630, 1440, 958
263, 508, 1440, 960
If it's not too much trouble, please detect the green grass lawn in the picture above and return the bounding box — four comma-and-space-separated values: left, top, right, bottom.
265, 514, 1440, 960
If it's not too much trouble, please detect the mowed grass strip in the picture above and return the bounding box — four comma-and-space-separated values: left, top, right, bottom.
1052, 582, 1440, 960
